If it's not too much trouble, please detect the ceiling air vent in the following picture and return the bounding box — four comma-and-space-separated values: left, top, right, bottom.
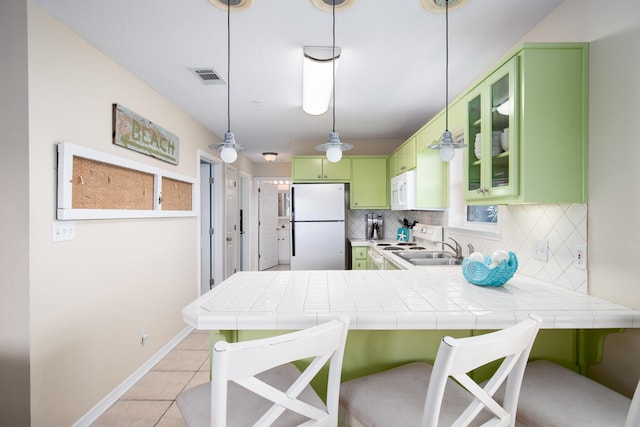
191, 68, 226, 85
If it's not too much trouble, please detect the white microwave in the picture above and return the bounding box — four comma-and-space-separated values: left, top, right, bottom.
391, 170, 417, 210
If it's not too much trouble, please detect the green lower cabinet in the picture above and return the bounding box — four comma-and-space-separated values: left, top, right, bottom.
384, 259, 402, 270
351, 246, 369, 270
350, 157, 389, 209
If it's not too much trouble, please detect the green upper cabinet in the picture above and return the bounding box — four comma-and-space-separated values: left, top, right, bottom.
292, 156, 351, 182
464, 58, 518, 201
391, 137, 417, 177
463, 43, 588, 204
414, 108, 454, 209
351, 157, 389, 209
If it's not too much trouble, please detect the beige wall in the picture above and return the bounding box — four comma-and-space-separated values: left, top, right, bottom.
253, 161, 292, 178
0, 0, 31, 425
24, 2, 253, 425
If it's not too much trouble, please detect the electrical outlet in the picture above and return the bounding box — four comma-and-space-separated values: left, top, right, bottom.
533, 239, 549, 261
52, 221, 76, 242
574, 244, 587, 270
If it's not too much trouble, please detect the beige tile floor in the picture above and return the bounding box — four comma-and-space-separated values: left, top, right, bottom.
91, 330, 211, 426
91, 264, 289, 426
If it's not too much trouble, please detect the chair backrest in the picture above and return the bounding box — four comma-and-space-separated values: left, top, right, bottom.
421, 314, 542, 427
210, 316, 349, 427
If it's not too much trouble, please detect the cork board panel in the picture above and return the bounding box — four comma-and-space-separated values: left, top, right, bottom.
161, 177, 193, 211
71, 156, 154, 210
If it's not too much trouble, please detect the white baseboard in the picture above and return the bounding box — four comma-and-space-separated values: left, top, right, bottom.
72, 326, 194, 427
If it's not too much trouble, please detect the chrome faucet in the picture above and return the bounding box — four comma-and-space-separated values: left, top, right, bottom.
467, 243, 475, 256
434, 237, 463, 259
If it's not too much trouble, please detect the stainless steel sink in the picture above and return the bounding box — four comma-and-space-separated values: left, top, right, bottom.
409, 258, 462, 266
395, 251, 454, 260
393, 250, 462, 266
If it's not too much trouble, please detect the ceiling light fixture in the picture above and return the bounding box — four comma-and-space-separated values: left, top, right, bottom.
429, 0, 466, 162
262, 152, 278, 162
310, 0, 354, 13
303, 46, 341, 115
208, 0, 245, 163
315, 1, 352, 163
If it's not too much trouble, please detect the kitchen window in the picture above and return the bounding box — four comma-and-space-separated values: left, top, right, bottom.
467, 205, 498, 223
447, 154, 500, 239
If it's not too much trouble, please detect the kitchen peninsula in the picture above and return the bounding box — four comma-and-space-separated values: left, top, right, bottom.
183, 269, 639, 331
183, 269, 640, 379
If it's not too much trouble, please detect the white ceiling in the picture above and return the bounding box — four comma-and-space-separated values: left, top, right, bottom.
33, 0, 564, 164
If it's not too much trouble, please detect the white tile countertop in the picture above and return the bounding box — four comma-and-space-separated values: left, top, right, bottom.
182, 269, 640, 331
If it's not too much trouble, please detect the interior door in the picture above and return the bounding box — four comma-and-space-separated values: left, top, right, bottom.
258, 181, 279, 270
224, 165, 239, 279
200, 162, 214, 294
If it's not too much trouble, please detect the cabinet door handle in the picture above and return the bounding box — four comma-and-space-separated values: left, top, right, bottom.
317, 174, 322, 179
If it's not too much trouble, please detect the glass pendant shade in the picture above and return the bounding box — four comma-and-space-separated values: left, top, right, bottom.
220, 131, 238, 163
438, 143, 455, 162
429, 129, 462, 162
220, 145, 238, 163
210, 131, 243, 163
315, 131, 352, 163
326, 145, 343, 163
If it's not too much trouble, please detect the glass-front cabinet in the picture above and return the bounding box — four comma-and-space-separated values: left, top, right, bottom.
463, 43, 588, 205
465, 58, 518, 202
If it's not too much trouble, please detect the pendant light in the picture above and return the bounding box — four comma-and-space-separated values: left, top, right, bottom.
209, 0, 245, 163
429, 0, 466, 162
315, 0, 352, 163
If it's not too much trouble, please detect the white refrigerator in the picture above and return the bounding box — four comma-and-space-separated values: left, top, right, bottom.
290, 183, 347, 270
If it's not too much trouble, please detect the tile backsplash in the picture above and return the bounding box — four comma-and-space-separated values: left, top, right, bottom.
348, 203, 588, 294
449, 204, 588, 294
347, 210, 445, 240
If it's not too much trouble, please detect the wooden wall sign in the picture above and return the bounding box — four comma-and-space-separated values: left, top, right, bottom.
112, 103, 179, 165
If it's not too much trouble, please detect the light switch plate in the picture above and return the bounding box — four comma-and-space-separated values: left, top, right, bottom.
52, 220, 76, 242
533, 239, 549, 261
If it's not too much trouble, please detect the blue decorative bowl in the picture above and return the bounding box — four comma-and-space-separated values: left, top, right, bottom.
462, 252, 518, 287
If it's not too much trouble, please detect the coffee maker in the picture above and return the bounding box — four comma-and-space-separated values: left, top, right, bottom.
366, 213, 383, 240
